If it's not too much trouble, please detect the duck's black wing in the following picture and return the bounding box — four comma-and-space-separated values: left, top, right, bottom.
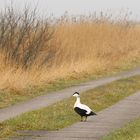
74, 107, 97, 116
74, 107, 87, 117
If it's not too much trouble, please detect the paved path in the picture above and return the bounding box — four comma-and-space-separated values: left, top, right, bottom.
12, 90, 140, 140
0, 67, 140, 122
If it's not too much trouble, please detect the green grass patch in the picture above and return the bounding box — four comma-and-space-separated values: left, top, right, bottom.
0, 60, 140, 109
0, 75, 140, 138
101, 116, 140, 140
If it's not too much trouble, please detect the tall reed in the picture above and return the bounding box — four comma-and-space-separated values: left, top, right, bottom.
0, 6, 140, 90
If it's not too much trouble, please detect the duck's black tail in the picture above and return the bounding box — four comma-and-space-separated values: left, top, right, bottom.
90, 111, 97, 115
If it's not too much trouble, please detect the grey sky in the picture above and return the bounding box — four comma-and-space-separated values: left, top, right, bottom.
0, 0, 140, 20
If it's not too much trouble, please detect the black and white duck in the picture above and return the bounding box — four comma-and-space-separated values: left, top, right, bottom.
73, 92, 96, 121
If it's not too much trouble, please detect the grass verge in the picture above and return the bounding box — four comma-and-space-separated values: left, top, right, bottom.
0, 70, 99, 109
101, 117, 140, 140
0, 75, 140, 138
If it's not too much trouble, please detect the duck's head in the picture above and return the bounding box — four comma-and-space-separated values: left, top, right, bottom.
73, 92, 80, 97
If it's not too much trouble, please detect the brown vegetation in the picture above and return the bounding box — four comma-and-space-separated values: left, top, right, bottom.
0, 7, 140, 90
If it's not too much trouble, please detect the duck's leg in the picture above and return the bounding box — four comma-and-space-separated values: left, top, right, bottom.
85, 116, 87, 122
81, 116, 83, 122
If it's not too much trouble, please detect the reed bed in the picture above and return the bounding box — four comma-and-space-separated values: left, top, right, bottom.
0, 7, 140, 91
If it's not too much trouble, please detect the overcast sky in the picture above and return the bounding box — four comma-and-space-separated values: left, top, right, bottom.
0, 0, 140, 21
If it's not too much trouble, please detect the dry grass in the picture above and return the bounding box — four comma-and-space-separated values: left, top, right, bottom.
0, 7, 140, 91
52, 21, 140, 74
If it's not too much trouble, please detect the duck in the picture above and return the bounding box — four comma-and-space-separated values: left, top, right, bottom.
73, 92, 96, 121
